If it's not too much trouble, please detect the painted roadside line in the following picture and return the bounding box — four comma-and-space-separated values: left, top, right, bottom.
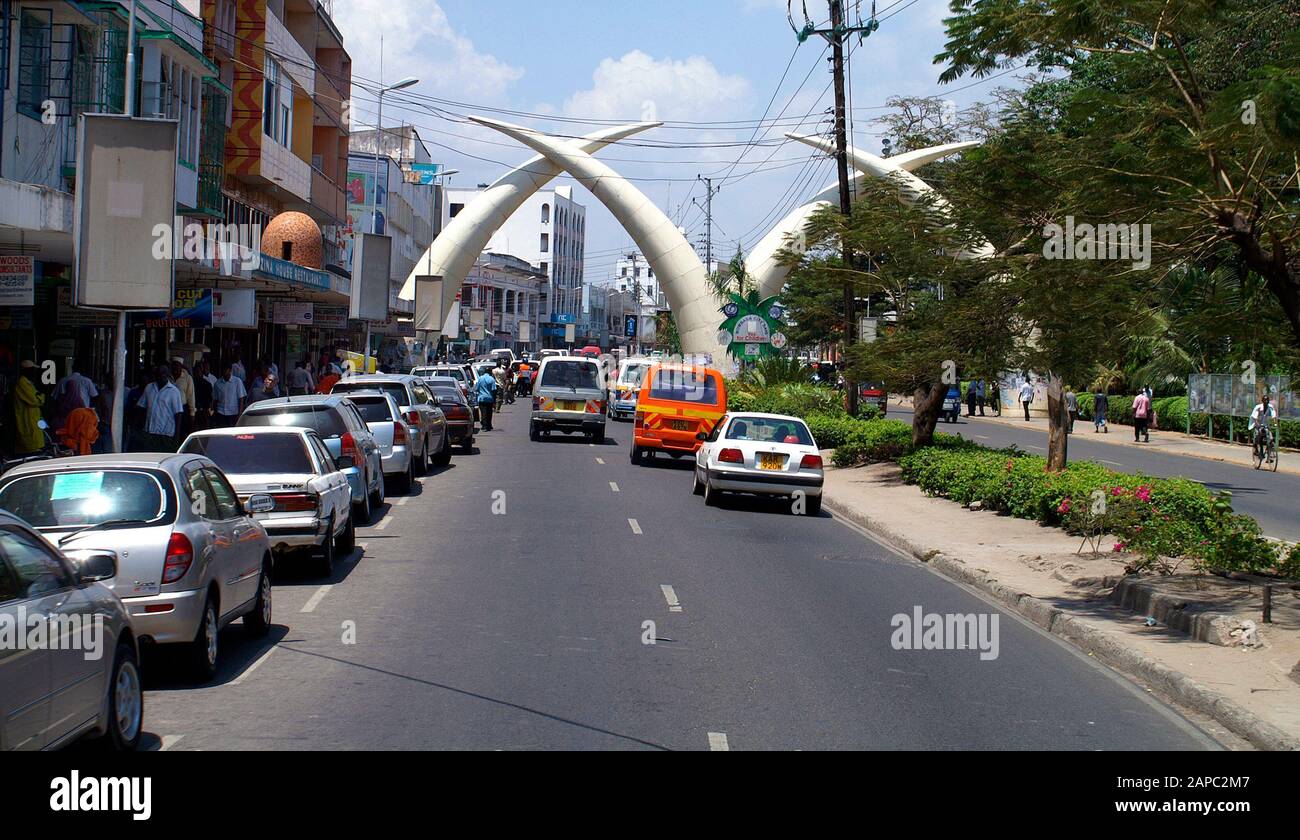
230, 645, 277, 686
660, 584, 682, 613
610, 482, 620, 492
628, 518, 642, 534
708, 732, 729, 751
300, 585, 333, 613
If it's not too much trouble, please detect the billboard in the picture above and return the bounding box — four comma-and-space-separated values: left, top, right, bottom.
349, 233, 392, 321
274, 301, 314, 325
343, 156, 389, 271
414, 275, 443, 333
0, 256, 34, 306
212, 289, 257, 328
73, 115, 177, 310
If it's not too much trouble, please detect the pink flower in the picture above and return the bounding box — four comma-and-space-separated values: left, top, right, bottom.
1112, 541, 1127, 552
1133, 525, 1142, 532
1135, 485, 1152, 502
1111, 486, 1125, 496
1057, 498, 1071, 514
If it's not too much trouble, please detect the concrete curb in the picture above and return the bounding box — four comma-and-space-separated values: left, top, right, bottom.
823, 491, 1300, 751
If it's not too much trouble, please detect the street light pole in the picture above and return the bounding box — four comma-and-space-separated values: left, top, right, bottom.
111, 0, 139, 452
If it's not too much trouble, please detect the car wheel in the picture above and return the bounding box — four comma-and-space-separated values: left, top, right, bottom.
315, 516, 336, 577
102, 642, 143, 751
591, 430, 604, 445
806, 494, 822, 516
415, 438, 430, 475
462, 436, 474, 453
703, 471, 721, 507
529, 422, 540, 442
394, 458, 413, 493
244, 561, 272, 636
433, 435, 452, 466
630, 445, 641, 464
353, 488, 372, 526
691, 467, 703, 495
369, 471, 384, 510
336, 509, 356, 555
188, 595, 219, 681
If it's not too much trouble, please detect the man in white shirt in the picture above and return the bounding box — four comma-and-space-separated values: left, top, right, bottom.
1249, 394, 1277, 461
137, 366, 185, 451
213, 363, 248, 427
1018, 378, 1035, 421
56, 363, 98, 409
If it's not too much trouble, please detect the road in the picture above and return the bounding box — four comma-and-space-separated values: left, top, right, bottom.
137, 403, 1217, 750
889, 406, 1300, 542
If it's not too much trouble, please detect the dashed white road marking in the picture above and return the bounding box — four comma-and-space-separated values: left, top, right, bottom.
708, 732, 729, 751
610, 482, 620, 493
1100, 459, 1123, 467
393, 496, 410, 506
159, 734, 185, 751
231, 645, 277, 685
300, 585, 333, 613
374, 516, 392, 530
660, 584, 682, 612
628, 518, 642, 534
595, 457, 605, 464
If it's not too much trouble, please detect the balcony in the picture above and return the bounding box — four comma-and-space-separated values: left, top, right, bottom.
311, 167, 346, 225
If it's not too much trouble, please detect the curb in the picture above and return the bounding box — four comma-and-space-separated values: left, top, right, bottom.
822, 490, 1300, 751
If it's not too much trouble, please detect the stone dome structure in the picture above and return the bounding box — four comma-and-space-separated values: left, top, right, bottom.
261, 211, 323, 269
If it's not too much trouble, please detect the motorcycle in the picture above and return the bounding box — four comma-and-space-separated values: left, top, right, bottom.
0, 420, 73, 475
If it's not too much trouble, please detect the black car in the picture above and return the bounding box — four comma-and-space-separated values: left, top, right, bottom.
428, 384, 475, 453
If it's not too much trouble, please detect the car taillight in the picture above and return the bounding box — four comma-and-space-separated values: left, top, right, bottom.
800, 454, 824, 469
446, 405, 469, 420
341, 431, 361, 462
162, 532, 193, 584
718, 448, 744, 463
393, 421, 409, 445
533, 397, 543, 410
405, 410, 421, 425
274, 493, 318, 512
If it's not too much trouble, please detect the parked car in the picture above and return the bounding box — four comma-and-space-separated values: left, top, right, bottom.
858, 381, 888, 415
237, 395, 385, 524
334, 391, 417, 493
332, 375, 450, 471
0, 455, 276, 681
529, 355, 607, 443
413, 364, 471, 401
609, 357, 653, 421
942, 385, 962, 423
631, 363, 727, 463
0, 510, 144, 750
426, 381, 475, 453
179, 427, 355, 575
693, 413, 824, 514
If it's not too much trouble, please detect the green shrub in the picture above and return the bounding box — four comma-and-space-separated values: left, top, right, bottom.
897, 446, 1284, 575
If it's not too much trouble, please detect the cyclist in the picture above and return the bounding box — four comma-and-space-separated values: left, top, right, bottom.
1249, 394, 1277, 464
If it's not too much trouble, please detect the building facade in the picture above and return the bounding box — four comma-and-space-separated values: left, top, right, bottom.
460, 252, 544, 355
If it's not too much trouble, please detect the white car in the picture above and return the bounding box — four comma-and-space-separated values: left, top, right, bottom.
692, 413, 825, 514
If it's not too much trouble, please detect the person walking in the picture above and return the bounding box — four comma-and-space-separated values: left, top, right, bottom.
137, 365, 185, 452
966, 380, 978, 417
1093, 388, 1109, 433
1064, 386, 1078, 434
13, 360, 46, 454
212, 363, 247, 427
286, 359, 315, 396
1132, 388, 1152, 443
193, 360, 215, 431
1019, 378, 1035, 422
170, 357, 196, 438
474, 366, 498, 431
248, 373, 278, 404
492, 362, 508, 411
975, 379, 987, 416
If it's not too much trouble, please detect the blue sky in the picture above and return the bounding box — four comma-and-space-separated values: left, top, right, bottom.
332, 0, 1016, 282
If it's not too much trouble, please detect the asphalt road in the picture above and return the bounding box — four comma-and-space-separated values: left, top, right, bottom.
888, 406, 1300, 542
136, 402, 1217, 751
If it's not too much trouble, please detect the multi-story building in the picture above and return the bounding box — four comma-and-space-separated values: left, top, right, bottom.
460, 253, 545, 355
448, 184, 585, 326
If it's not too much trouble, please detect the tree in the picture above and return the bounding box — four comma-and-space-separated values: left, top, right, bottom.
936, 0, 1300, 347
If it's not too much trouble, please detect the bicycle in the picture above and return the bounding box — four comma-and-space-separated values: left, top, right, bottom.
1252, 421, 1279, 472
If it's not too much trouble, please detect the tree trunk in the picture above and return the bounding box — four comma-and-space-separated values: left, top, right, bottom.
1045, 373, 1068, 472
912, 382, 946, 448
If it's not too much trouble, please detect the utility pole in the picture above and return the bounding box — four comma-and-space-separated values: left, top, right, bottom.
694, 175, 721, 272
791, 1, 878, 416
627, 252, 640, 356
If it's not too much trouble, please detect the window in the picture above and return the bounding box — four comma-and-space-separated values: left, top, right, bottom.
649, 369, 721, 405
0, 527, 72, 599
262, 56, 290, 145
540, 360, 599, 390
540, 203, 550, 223
725, 416, 813, 445
0, 470, 168, 528
202, 469, 242, 519
17, 11, 52, 119
185, 468, 219, 521
348, 396, 396, 423
540, 233, 549, 253
181, 433, 314, 475
239, 406, 348, 438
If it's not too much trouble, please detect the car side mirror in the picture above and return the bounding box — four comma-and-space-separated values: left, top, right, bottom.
335, 455, 355, 470
72, 552, 117, 582
695, 432, 707, 441
245, 494, 275, 514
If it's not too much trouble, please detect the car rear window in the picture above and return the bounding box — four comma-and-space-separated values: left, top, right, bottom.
181, 433, 315, 474
619, 363, 651, 386
649, 369, 720, 404
540, 360, 600, 390
725, 416, 813, 445
346, 396, 397, 423
333, 382, 410, 407
434, 367, 465, 381
431, 386, 464, 404
0, 469, 168, 528
238, 405, 347, 438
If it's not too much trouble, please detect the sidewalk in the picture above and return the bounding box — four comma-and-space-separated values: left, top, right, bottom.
822, 461, 1300, 751
898, 398, 1300, 476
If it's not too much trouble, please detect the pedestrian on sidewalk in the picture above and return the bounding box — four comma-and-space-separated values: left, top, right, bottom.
1132, 389, 1152, 442
212, 363, 246, 427
1019, 378, 1035, 421
966, 380, 978, 417
1093, 388, 1108, 433
1064, 386, 1078, 434
976, 378, 987, 416
137, 365, 184, 452
474, 366, 498, 431
286, 359, 315, 396
170, 357, 196, 438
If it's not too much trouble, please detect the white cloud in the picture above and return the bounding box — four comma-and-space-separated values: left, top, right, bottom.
332, 0, 523, 100
561, 50, 751, 123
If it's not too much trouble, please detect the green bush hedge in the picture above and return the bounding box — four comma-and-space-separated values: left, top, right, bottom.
728, 382, 880, 421
897, 445, 1285, 575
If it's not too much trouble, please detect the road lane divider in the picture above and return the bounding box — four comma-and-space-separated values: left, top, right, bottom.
300, 585, 333, 613
231, 645, 277, 685
628, 518, 642, 534
708, 732, 729, 751
595, 457, 605, 464
610, 482, 620, 492
660, 584, 682, 613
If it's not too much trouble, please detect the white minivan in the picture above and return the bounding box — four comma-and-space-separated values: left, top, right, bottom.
529, 356, 607, 443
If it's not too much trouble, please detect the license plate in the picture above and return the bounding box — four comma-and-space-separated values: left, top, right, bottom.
669, 419, 690, 431
558, 400, 582, 412
759, 453, 784, 470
